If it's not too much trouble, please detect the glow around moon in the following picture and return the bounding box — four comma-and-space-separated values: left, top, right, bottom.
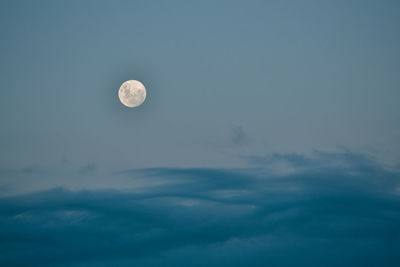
118, 80, 147, 108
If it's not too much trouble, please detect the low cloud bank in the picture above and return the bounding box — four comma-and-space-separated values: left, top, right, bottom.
0, 153, 399, 266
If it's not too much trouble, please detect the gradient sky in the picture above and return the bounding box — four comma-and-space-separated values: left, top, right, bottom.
1, 1, 400, 266
1, 0, 400, 172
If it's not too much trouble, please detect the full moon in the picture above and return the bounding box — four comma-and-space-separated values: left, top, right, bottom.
118, 80, 147, 108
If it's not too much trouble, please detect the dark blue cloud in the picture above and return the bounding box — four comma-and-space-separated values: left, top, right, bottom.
1, 153, 400, 266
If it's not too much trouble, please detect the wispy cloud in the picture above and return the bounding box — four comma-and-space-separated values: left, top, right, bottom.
230, 125, 250, 146
0, 153, 399, 266
78, 162, 98, 175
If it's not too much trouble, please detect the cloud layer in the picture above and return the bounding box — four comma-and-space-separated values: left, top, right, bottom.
1, 153, 400, 266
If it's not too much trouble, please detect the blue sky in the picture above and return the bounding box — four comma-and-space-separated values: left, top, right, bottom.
0, 0, 400, 266
1, 0, 400, 172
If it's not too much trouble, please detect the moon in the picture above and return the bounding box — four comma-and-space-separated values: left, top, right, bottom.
118, 80, 147, 108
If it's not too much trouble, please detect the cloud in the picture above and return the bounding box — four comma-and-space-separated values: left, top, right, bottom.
230, 125, 250, 146
78, 162, 98, 175
242, 151, 386, 174
0, 153, 400, 266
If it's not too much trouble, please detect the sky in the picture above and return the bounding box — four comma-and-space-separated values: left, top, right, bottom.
0, 0, 400, 266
